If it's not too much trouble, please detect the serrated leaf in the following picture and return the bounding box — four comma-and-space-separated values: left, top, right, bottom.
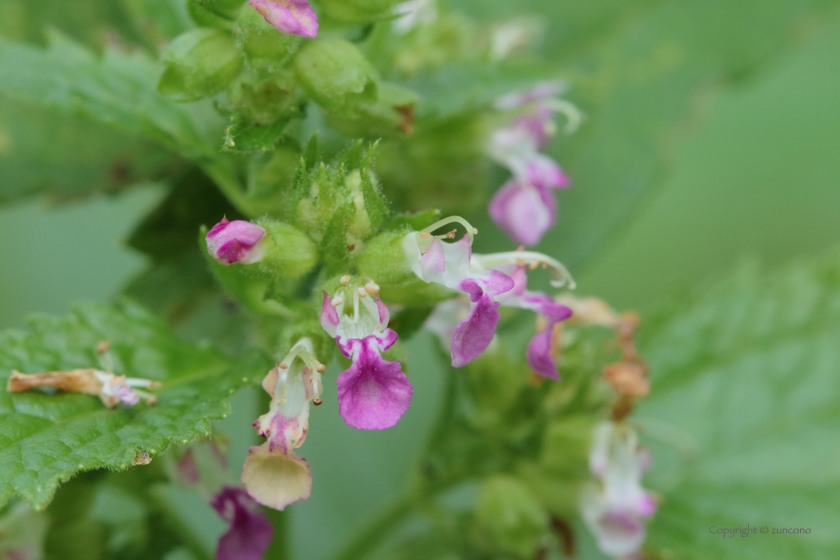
0, 301, 270, 510
636, 251, 840, 558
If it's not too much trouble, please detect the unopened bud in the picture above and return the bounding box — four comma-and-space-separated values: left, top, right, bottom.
157, 28, 243, 102
206, 218, 268, 265
475, 476, 548, 557
293, 39, 378, 115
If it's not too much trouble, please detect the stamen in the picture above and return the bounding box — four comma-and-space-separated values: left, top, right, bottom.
340, 275, 351, 285
364, 282, 380, 295
97, 341, 110, 354
313, 398, 323, 406
420, 232, 431, 239
474, 251, 576, 289
358, 287, 368, 299
529, 261, 539, 271
445, 229, 457, 239
331, 295, 344, 307
316, 363, 326, 373
124, 378, 163, 389
279, 363, 288, 369
420, 216, 479, 244
545, 98, 583, 134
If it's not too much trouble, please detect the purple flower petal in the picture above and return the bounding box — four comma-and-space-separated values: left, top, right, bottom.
526, 328, 560, 380
420, 236, 447, 281
489, 181, 556, 246
320, 291, 339, 337
212, 486, 274, 560
522, 155, 570, 189
375, 296, 390, 329
249, 0, 319, 38
451, 285, 501, 367
336, 334, 413, 430
206, 218, 267, 265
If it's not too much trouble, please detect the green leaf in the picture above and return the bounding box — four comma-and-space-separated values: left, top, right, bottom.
636, 251, 840, 558
0, 99, 177, 204
0, 301, 270, 509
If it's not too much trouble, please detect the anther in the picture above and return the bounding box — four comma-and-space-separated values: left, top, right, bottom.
279, 363, 288, 369
331, 295, 344, 307
313, 398, 323, 406
516, 245, 525, 252
445, 229, 457, 239
316, 363, 326, 373
364, 282, 380, 295
419, 232, 431, 239
340, 275, 351, 285
542, 262, 549, 269
516, 258, 525, 267
358, 287, 368, 298
97, 341, 110, 355
529, 261, 539, 271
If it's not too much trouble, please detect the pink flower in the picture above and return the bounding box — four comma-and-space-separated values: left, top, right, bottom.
242, 340, 324, 509
321, 286, 413, 430
582, 423, 657, 557
212, 487, 274, 560
488, 180, 556, 247
206, 217, 267, 265
403, 223, 515, 367
249, 0, 319, 38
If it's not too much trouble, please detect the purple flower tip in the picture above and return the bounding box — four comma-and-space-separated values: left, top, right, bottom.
250, 0, 319, 38
206, 217, 267, 265
336, 334, 413, 430
212, 487, 274, 560
489, 181, 557, 247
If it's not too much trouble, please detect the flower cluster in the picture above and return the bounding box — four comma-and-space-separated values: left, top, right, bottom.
487, 81, 582, 246
581, 422, 657, 558
403, 216, 575, 378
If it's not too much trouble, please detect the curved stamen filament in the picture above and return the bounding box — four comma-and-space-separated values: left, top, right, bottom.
545, 99, 583, 134
420, 216, 479, 244
474, 251, 576, 289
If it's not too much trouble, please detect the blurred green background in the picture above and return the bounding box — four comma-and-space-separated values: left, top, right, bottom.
1, 2, 840, 559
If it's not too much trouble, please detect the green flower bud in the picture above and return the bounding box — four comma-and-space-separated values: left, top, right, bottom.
474, 475, 548, 558
293, 39, 378, 116
235, 5, 302, 70
317, 0, 399, 22
157, 29, 243, 102
227, 68, 299, 123
356, 232, 452, 306
187, 0, 236, 29
325, 82, 418, 138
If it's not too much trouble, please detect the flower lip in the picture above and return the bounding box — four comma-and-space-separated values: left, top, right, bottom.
249, 0, 319, 39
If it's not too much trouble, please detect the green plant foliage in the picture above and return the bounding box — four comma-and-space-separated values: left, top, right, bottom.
638, 251, 840, 558
0, 301, 270, 509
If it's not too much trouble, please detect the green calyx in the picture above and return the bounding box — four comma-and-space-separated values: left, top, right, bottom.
157, 28, 243, 102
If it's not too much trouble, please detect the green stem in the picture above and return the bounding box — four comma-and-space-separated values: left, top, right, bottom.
329, 492, 415, 560
202, 160, 260, 218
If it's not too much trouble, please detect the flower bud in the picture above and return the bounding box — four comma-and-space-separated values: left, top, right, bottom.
474, 475, 548, 557
293, 39, 378, 116
325, 82, 417, 138
157, 28, 243, 102
206, 217, 319, 280
248, 0, 318, 38
316, 0, 399, 22
206, 217, 268, 265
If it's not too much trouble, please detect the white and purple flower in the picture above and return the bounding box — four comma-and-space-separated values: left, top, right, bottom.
242, 339, 324, 510
206, 217, 267, 265
249, 0, 319, 38
211, 487, 275, 560
487, 82, 581, 246
581, 422, 657, 558
403, 218, 516, 367
320, 281, 413, 430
